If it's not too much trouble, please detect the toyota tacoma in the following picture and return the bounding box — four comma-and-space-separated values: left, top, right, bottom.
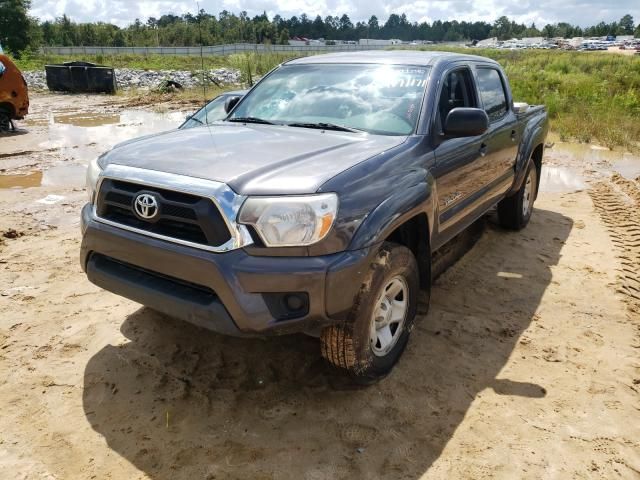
81, 51, 548, 383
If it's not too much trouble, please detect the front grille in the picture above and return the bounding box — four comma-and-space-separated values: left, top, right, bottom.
96, 179, 232, 247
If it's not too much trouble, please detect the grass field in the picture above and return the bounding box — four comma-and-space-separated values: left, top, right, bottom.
467, 48, 640, 149
15, 48, 640, 150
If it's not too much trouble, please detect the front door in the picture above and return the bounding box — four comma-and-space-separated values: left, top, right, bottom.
431, 67, 490, 245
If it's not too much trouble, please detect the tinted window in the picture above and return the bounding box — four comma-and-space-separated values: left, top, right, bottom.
437, 69, 476, 128
476, 68, 508, 121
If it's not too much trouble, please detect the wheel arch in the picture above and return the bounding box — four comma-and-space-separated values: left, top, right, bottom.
347, 178, 435, 289
509, 126, 546, 197
0, 101, 15, 117
384, 213, 431, 289
530, 143, 543, 199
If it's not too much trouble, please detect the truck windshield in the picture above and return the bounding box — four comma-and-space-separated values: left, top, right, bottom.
228, 64, 430, 136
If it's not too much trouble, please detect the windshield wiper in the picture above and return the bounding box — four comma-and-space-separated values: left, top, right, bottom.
287, 122, 362, 133
187, 115, 205, 125
227, 117, 275, 125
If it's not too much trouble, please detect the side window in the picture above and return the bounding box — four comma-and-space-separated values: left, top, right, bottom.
476, 68, 508, 121
437, 68, 476, 129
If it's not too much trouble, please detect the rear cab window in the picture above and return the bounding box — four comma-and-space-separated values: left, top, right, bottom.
475, 68, 509, 122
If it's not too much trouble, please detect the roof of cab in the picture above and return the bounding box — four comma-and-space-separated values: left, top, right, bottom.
284, 50, 499, 67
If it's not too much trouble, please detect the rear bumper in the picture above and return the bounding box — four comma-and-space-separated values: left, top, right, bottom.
80, 204, 374, 336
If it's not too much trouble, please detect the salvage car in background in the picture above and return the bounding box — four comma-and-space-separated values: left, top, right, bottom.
0, 54, 29, 132
180, 90, 247, 129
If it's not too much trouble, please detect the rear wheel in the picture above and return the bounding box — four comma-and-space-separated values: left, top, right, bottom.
498, 161, 538, 230
320, 242, 420, 384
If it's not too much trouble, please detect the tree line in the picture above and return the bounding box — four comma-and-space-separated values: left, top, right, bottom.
1, 0, 639, 56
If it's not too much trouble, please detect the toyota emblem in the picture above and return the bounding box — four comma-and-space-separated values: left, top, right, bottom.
134, 193, 159, 220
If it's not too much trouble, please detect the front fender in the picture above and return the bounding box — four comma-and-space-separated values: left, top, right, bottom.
348, 178, 435, 251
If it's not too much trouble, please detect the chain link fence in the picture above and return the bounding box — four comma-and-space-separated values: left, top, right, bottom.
40, 42, 464, 56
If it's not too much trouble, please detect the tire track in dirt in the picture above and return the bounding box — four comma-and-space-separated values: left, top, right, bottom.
589, 174, 640, 315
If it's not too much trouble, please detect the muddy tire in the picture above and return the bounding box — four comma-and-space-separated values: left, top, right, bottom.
0, 110, 11, 132
498, 161, 538, 230
320, 242, 419, 384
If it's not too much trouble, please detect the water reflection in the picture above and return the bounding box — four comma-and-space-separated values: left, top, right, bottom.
42, 109, 185, 164
543, 141, 640, 191
539, 166, 586, 193
612, 157, 640, 180
546, 142, 640, 172
1, 110, 185, 189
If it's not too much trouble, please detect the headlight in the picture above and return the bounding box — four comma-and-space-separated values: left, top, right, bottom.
86, 156, 103, 203
238, 193, 338, 247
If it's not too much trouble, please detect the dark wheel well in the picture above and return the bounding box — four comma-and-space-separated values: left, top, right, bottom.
385, 213, 430, 288
0, 102, 15, 117
531, 144, 543, 198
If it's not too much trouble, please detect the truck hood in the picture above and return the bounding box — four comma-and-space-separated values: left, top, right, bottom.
102, 123, 407, 195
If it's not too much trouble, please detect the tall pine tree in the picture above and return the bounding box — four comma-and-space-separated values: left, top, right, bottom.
0, 0, 33, 54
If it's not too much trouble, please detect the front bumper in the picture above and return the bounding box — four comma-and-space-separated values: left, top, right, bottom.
80, 204, 374, 336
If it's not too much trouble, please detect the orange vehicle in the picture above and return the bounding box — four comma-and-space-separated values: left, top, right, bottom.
0, 54, 29, 131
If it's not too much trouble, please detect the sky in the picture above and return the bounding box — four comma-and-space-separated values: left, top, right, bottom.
30, 0, 639, 29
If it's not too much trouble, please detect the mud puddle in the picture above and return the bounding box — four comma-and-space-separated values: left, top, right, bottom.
0, 165, 86, 189
2, 108, 186, 188
539, 165, 586, 193
43, 109, 185, 163
543, 141, 640, 191
612, 157, 640, 180
52, 113, 121, 127
545, 142, 627, 166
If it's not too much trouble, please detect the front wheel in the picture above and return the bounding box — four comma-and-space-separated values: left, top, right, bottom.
320, 242, 420, 384
498, 161, 538, 230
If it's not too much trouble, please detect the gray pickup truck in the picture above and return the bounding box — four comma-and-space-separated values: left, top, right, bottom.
81, 51, 548, 383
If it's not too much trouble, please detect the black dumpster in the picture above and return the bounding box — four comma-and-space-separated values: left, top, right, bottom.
45, 61, 117, 94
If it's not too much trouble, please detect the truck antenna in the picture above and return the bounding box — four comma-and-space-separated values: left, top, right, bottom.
196, 2, 208, 125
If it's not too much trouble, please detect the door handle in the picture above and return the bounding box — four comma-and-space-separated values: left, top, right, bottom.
511, 130, 517, 141
479, 143, 488, 157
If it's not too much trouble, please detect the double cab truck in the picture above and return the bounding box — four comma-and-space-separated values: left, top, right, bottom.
81, 51, 548, 383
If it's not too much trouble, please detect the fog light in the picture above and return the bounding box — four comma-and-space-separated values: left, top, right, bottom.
262, 292, 309, 321
285, 294, 305, 311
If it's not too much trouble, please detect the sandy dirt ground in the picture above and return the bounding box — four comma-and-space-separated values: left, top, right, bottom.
1, 93, 639, 479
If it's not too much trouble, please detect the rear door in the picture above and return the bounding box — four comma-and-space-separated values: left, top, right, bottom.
474, 66, 519, 201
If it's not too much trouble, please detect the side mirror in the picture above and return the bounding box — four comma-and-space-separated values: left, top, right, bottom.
224, 96, 241, 114
443, 108, 489, 137
0, 61, 5, 78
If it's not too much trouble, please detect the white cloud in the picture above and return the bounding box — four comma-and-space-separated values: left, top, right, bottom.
30, 0, 639, 28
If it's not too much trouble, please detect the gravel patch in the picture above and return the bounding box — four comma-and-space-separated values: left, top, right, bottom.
23, 68, 242, 91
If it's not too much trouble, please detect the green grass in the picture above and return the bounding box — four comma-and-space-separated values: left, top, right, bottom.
14, 48, 640, 150
15, 51, 297, 76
